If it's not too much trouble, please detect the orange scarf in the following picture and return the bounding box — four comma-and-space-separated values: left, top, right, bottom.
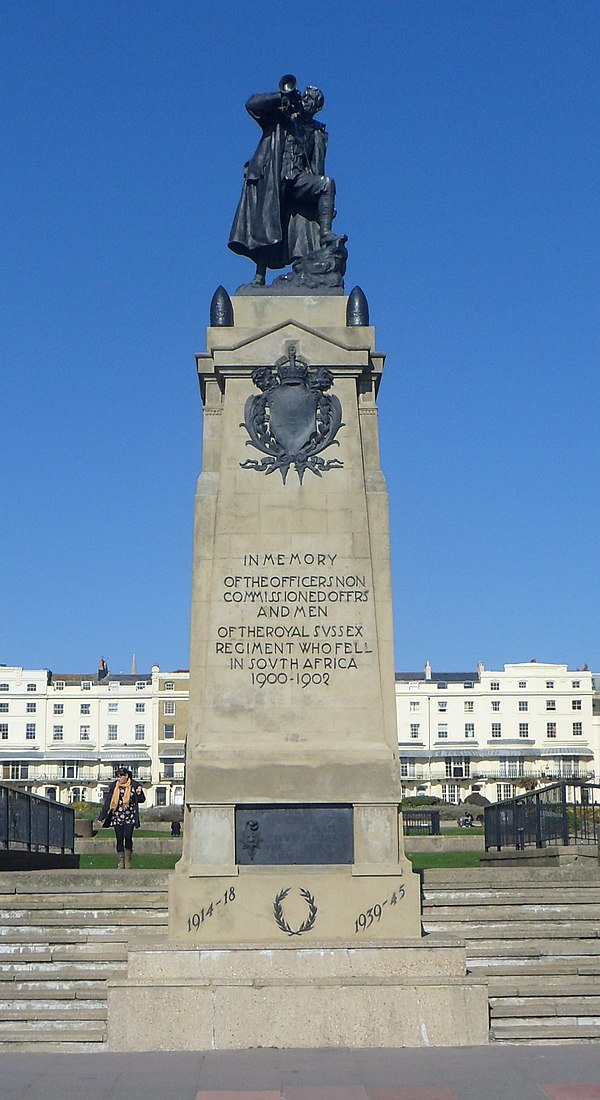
109, 779, 131, 813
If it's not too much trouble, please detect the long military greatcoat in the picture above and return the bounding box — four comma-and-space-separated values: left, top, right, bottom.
228, 92, 327, 269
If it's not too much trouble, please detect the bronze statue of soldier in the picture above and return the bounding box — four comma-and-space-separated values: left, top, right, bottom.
228, 75, 338, 287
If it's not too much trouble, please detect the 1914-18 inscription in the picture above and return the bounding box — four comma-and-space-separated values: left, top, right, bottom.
215, 550, 374, 689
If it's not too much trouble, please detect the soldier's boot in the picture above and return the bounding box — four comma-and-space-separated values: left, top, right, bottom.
124, 849, 133, 870
318, 183, 336, 244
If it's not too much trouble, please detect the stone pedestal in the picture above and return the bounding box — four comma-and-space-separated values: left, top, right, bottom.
169, 291, 420, 942
108, 939, 489, 1050
106, 290, 489, 1049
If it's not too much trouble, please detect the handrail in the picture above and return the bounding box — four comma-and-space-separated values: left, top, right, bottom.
484, 780, 600, 851
0, 783, 75, 854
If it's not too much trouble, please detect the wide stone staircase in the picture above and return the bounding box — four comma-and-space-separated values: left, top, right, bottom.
421, 862, 600, 1042
0, 870, 169, 1051
1, 863, 599, 1048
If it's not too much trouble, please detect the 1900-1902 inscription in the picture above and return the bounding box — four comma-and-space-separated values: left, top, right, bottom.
214, 551, 374, 688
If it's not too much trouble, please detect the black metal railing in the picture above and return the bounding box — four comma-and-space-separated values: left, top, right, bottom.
484, 781, 600, 851
0, 783, 75, 854
402, 809, 441, 835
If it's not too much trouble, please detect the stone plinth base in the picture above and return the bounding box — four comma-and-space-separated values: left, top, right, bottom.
107, 939, 489, 1050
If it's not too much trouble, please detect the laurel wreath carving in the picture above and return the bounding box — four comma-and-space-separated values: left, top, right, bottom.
273, 886, 318, 936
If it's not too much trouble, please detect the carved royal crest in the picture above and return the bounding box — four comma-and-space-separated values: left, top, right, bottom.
240, 345, 344, 483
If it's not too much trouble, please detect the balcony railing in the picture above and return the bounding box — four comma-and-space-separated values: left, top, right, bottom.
158, 770, 185, 782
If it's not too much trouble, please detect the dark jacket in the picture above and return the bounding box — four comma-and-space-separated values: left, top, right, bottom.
99, 781, 145, 829
228, 92, 327, 268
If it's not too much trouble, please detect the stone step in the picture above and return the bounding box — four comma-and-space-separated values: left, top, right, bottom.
9, 980, 110, 998
472, 959, 600, 977
423, 889, 600, 904
490, 996, 600, 1017
422, 868, 600, 883
0, 961, 126, 981
467, 939, 600, 958
0, 1021, 106, 1042
487, 976, 600, 997
0, 892, 168, 910
422, 904, 600, 921
423, 921, 599, 937
0, 925, 167, 941
0, 1000, 106, 1021
0, 1040, 105, 1051
0, 871, 169, 890
0, 910, 168, 926
491, 1020, 600, 1041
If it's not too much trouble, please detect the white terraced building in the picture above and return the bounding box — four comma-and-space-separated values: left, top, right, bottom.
0, 663, 188, 807
395, 661, 599, 804
0, 658, 599, 807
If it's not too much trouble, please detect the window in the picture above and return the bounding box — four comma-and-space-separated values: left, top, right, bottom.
0, 684, 8, 692
491, 723, 502, 738
164, 682, 174, 691
155, 787, 167, 807
26, 683, 37, 692
573, 722, 583, 736
164, 701, 175, 716
53, 703, 64, 715
464, 723, 475, 739
25, 723, 36, 740
135, 702, 145, 713
400, 759, 416, 777
0, 703, 7, 714
410, 723, 420, 739
497, 784, 515, 801
0, 724, 8, 740
135, 681, 146, 691
464, 701, 474, 712
163, 763, 175, 778
441, 783, 460, 804
572, 699, 582, 711
491, 700, 500, 712
80, 725, 90, 741
108, 725, 118, 741
53, 725, 63, 741
463, 682, 474, 690
80, 703, 90, 715
163, 723, 175, 739
109, 682, 119, 692
409, 701, 419, 712
572, 680, 581, 689
108, 702, 118, 713
81, 681, 91, 691
135, 724, 145, 741
54, 681, 65, 691
71, 788, 81, 804
26, 701, 36, 714
546, 699, 556, 711
437, 723, 448, 739
519, 723, 529, 738
446, 757, 470, 779
518, 700, 528, 712
546, 722, 557, 738
546, 681, 554, 689
519, 680, 527, 689
437, 700, 447, 712
490, 681, 500, 691
10, 763, 28, 780
499, 758, 524, 779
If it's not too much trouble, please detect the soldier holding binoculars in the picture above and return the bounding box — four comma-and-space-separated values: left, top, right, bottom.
229, 75, 337, 286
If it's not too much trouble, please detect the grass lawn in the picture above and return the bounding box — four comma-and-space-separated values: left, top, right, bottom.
78, 853, 178, 870
406, 851, 481, 869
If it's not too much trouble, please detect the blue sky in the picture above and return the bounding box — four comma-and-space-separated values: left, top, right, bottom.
1, 0, 599, 676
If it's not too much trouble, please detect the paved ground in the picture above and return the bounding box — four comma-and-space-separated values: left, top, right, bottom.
2, 1046, 600, 1100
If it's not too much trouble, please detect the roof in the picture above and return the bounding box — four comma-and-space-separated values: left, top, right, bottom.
395, 672, 480, 684
50, 674, 151, 685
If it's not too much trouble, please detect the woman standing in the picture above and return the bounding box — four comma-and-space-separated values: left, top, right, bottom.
99, 768, 145, 869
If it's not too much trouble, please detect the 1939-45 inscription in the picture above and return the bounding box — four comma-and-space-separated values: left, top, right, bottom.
215, 550, 374, 688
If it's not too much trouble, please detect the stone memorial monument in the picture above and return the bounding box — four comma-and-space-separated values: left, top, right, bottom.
107, 76, 488, 1050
